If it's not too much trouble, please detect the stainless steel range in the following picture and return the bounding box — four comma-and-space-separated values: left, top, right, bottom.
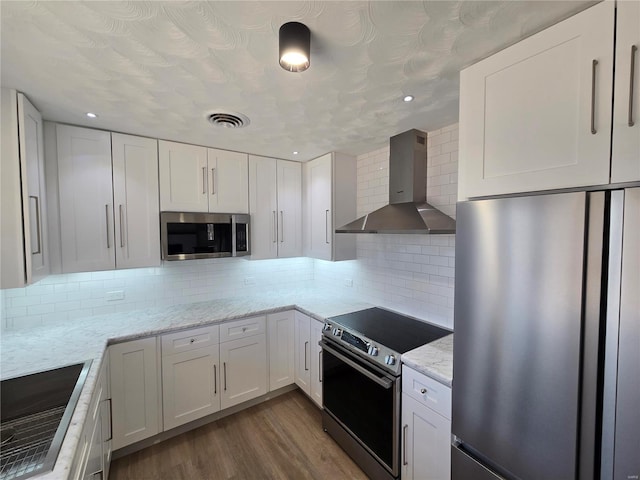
320, 307, 450, 480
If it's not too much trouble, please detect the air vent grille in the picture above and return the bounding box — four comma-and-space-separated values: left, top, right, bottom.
206, 112, 250, 128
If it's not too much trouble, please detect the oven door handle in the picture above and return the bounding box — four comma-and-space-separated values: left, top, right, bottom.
321, 341, 393, 389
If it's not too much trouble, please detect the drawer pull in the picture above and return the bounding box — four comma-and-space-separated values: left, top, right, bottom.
190, 338, 195, 343
242, 327, 247, 333
629, 45, 637, 127
420, 388, 427, 395
403, 424, 409, 466
591, 59, 598, 134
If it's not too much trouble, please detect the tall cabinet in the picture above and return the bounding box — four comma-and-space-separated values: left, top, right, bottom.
51, 125, 160, 272
248, 155, 302, 259
1, 89, 49, 288
303, 152, 356, 261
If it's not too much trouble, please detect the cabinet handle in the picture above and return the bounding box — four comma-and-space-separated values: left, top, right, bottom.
29, 196, 42, 255
325, 209, 330, 244
629, 45, 637, 127
403, 424, 409, 466
105, 398, 112, 441
280, 211, 284, 243
214, 364, 217, 395
304, 341, 309, 371
211, 168, 216, 195
420, 387, 427, 395
319, 351, 322, 382
105, 205, 111, 249
202, 167, 207, 194
273, 211, 277, 243
223, 362, 227, 391
119, 205, 125, 248
591, 59, 598, 134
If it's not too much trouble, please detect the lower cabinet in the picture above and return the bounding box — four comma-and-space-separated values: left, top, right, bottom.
401, 365, 452, 480
294, 311, 323, 408
220, 332, 268, 409
110, 337, 160, 450
268, 311, 295, 391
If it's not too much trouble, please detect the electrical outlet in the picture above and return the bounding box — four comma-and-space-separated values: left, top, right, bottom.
244, 277, 256, 285
344, 278, 353, 287
106, 290, 125, 301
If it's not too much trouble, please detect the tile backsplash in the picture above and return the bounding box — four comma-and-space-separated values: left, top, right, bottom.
1, 124, 458, 331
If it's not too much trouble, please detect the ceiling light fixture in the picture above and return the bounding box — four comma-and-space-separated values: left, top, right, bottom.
279, 22, 310, 72
403, 95, 414, 103
86, 112, 98, 118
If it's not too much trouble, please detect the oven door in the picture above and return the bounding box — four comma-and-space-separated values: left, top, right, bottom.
321, 338, 400, 477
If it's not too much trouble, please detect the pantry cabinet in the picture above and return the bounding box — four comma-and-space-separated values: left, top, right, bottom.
303, 152, 356, 261
459, 1, 617, 200
52, 125, 160, 273
401, 365, 452, 480
248, 155, 302, 259
268, 311, 296, 391
159, 140, 249, 213
1, 89, 49, 288
294, 311, 323, 407
110, 337, 160, 450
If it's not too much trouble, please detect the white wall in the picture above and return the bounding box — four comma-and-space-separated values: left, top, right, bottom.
314, 124, 458, 329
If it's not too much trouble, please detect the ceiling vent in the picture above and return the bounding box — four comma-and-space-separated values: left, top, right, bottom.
206, 112, 250, 128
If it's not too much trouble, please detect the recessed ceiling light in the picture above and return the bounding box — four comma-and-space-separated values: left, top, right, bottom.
86, 112, 98, 118
403, 95, 414, 103
293, 151, 299, 155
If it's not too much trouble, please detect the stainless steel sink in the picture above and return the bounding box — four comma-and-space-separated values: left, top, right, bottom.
0, 360, 92, 480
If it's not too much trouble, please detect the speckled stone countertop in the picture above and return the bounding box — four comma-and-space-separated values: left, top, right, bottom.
401, 334, 454, 387
0, 289, 453, 479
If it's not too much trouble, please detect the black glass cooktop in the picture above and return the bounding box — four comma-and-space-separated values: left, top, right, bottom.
328, 307, 450, 354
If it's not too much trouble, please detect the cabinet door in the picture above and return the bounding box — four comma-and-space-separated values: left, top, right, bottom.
18, 93, 49, 284
277, 160, 302, 258
112, 133, 160, 269
158, 140, 208, 212
611, 0, 640, 183
459, 1, 615, 199
220, 334, 267, 409
402, 393, 451, 480
294, 311, 311, 395
268, 311, 295, 391
208, 148, 249, 213
305, 154, 332, 261
248, 155, 278, 259
309, 319, 324, 408
57, 125, 115, 272
162, 345, 220, 430
110, 337, 160, 450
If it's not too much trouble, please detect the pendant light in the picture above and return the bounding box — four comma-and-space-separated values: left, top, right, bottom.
279, 22, 310, 72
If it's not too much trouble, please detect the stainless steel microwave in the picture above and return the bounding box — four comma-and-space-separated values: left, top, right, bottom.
160, 212, 250, 261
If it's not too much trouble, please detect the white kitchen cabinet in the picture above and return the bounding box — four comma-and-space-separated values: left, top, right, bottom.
161, 325, 220, 430
401, 365, 451, 480
159, 140, 248, 213
309, 318, 324, 407
248, 155, 301, 259
459, 1, 615, 200
53, 125, 160, 273
303, 152, 356, 261
1, 89, 49, 288
611, 0, 640, 183
110, 337, 160, 450
111, 133, 160, 269
220, 332, 268, 409
268, 310, 295, 391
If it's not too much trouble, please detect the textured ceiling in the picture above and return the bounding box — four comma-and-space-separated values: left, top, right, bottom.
1, 1, 595, 161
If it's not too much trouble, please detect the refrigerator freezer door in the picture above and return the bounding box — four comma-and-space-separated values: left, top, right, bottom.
452, 446, 504, 480
453, 192, 588, 480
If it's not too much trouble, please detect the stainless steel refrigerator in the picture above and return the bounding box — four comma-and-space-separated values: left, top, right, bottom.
451, 187, 639, 480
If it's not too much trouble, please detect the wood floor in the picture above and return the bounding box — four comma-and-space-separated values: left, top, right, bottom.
110, 390, 369, 480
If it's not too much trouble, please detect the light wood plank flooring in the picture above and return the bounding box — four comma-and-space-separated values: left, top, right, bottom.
110, 390, 368, 480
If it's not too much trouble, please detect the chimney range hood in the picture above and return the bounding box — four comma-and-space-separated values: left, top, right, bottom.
336, 129, 456, 234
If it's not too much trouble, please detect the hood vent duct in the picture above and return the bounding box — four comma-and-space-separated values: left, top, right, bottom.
336, 129, 456, 234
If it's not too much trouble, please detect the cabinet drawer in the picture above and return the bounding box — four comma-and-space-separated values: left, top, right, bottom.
402, 365, 451, 420
219, 316, 266, 342
161, 325, 219, 356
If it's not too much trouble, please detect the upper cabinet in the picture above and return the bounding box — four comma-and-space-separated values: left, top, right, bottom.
159, 140, 248, 214
458, 1, 637, 200
611, 0, 640, 183
303, 152, 356, 261
248, 155, 302, 259
1, 89, 49, 288
50, 124, 160, 273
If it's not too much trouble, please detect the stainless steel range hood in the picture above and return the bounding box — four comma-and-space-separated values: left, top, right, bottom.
336, 129, 456, 234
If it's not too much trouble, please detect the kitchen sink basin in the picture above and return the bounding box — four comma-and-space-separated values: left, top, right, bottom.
0, 360, 92, 480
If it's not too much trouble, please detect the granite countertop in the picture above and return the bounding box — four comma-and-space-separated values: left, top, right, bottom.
0, 289, 453, 479
401, 334, 454, 387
